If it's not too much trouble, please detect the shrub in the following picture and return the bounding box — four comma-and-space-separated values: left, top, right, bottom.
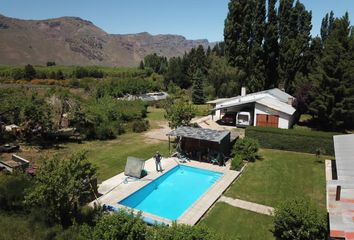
132, 120, 149, 133
148, 223, 223, 240
246, 126, 338, 155
25, 152, 97, 227
230, 154, 244, 171
93, 212, 147, 240
233, 137, 260, 162
273, 198, 327, 240
0, 173, 32, 210
46, 61, 56, 66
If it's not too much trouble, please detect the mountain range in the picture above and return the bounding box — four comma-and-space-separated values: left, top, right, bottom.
0, 14, 214, 67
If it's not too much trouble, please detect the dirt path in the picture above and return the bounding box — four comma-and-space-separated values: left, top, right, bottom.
143, 121, 171, 143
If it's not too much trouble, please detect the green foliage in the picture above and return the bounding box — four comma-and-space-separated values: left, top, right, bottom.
164, 45, 208, 90
73, 66, 104, 79
22, 95, 53, 140
232, 137, 260, 162
11, 67, 25, 80
132, 120, 149, 133
245, 126, 338, 155
0, 65, 148, 82
144, 53, 168, 74
192, 69, 205, 104
92, 211, 147, 240
278, 0, 312, 93
224, 0, 266, 92
95, 77, 158, 98
24, 64, 36, 80
264, 0, 279, 89
148, 223, 223, 240
25, 152, 97, 226
0, 173, 32, 210
164, 91, 196, 129
0, 88, 53, 140
273, 198, 327, 240
205, 55, 240, 98
46, 61, 56, 67
309, 13, 354, 130
74, 97, 147, 140
164, 56, 188, 89
230, 154, 244, 171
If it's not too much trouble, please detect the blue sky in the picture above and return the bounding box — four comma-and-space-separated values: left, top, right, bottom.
1, 0, 353, 42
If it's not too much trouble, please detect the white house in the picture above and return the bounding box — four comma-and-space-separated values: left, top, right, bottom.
208, 88, 297, 129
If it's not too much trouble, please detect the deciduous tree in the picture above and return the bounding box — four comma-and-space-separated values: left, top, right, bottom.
273, 198, 327, 240
25, 152, 97, 226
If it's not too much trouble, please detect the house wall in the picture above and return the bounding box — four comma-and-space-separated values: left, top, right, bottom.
214, 109, 222, 120
254, 103, 292, 129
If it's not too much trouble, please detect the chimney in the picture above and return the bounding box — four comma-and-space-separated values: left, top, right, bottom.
336, 185, 341, 201
287, 97, 293, 105
241, 87, 246, 97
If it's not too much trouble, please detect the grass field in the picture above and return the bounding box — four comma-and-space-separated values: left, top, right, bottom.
146, 106, 166, 129
194, 104, 210, 116
225, 149, 327, 209
201, 202, 274, 240
56, 107, 169, 182
59, 133, 169, 182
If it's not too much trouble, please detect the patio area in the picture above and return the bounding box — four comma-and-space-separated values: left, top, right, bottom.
90, 156, 240, 225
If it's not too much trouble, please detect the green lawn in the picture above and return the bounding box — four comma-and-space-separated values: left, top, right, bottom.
194, 104, 210, 116
53, 106, 170, 182
59, 133, 169, 182
201, 202, 274, 240
146, 106, 166, 129
225, 149, 326, 209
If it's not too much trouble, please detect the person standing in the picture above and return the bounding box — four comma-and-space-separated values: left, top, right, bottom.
154, 151, 163, 172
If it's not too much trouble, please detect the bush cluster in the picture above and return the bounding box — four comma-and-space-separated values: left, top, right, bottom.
230, 154, 244, 171
273, 198, 327, 240
245, 126, 338, 155
132, 120, 149, 133
79, 211, 223, 240
232, 137, 260, 162
0, 173, 32, 210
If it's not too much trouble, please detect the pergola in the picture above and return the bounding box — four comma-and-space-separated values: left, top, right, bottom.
166, 126, 231, 161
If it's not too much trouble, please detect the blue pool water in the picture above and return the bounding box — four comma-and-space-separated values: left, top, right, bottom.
119, 165, 223, 220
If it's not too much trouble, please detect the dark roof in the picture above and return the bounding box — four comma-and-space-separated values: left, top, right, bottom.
167, 126, 230, 143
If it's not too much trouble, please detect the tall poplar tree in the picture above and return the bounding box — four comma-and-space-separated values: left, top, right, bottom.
264, 0, 279, 88
224, 0, 266, 93
278, 0, 312, 93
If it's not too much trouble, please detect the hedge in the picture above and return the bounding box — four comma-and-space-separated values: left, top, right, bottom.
245, 126, 340, 156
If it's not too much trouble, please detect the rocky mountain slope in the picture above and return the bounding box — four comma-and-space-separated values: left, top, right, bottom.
0, 14, 212, 67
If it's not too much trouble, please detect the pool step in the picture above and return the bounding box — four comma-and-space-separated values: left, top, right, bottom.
210, 177, 219, 183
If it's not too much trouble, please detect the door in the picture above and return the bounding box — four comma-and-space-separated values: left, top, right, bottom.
256, 114, 279, 128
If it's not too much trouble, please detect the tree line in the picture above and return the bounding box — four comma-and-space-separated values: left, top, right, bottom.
6, 64, 105, 80
141, 0, 354, 131
225, 0, 354, 130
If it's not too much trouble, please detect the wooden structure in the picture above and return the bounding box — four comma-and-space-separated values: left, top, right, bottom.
167, 127, 231, 163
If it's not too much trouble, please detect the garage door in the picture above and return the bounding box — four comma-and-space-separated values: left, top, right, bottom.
256, 114, 279, 128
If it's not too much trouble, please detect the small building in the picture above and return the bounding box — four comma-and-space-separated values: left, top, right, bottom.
326, 134, 354, 239
167, 126, 231, 162
209, 88, 297, 129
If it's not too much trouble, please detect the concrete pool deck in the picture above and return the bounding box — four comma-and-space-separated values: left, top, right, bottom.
90, 157, 240, 225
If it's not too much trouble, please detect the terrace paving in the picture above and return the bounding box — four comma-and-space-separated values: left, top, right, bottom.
90, 157, 240, 225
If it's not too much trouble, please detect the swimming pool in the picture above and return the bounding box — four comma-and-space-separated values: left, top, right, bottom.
119, 165, 223, 220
